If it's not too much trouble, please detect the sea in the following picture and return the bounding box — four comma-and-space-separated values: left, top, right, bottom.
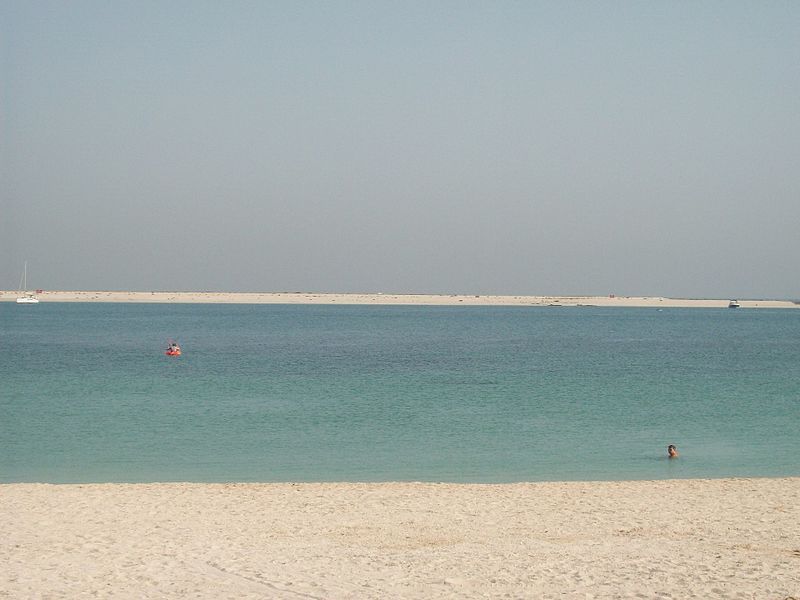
2, 302, 799, 484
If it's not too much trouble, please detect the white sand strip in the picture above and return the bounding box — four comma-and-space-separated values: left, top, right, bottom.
2, 478, 799, 598
2, 290, 797, 308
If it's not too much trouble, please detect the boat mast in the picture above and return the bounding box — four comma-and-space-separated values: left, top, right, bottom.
19, 261, 27, 292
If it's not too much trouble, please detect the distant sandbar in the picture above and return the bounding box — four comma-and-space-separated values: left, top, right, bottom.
1, 290, 798, 308
2, 290, 798, 308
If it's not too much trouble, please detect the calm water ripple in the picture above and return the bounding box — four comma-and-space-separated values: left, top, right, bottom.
2, 303, 799, 482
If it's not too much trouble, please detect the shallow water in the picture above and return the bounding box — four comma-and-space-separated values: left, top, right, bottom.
2, 303, 798, 483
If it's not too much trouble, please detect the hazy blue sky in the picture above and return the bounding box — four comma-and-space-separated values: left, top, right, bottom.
2, 1, 799, 297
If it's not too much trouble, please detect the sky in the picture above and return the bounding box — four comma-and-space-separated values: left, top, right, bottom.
2, 1, 799, 298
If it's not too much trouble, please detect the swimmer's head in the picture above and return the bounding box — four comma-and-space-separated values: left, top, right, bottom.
667, 444, 678, 457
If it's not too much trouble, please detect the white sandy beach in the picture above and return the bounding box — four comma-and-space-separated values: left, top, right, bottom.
2, 289, 798, 308
2, 478, 799, 598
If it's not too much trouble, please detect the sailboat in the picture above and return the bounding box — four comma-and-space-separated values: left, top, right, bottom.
16, 262, 39, 304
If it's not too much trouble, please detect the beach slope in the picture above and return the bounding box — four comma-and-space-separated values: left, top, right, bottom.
2, 478, 799, 598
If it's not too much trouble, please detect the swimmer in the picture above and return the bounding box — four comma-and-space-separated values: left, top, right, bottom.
667, 444, 678, 458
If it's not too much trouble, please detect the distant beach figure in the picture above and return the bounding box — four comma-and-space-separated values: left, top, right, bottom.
667, 444, 678, 458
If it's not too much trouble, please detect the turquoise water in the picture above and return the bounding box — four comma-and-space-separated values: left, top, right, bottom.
2, 303, 799, 483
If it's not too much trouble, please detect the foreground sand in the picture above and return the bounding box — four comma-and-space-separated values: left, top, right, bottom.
2, 289, 798, 308
2, 479, 799, 598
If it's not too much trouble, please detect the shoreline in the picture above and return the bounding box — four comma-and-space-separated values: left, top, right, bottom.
2, 289, 798, 308
3, 477, 799, 598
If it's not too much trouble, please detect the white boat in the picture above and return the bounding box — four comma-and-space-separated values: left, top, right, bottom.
728, 299, 740, 309
16, 262, 39, 304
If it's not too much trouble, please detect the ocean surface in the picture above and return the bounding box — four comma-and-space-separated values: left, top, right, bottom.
2, 302, 799, 483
